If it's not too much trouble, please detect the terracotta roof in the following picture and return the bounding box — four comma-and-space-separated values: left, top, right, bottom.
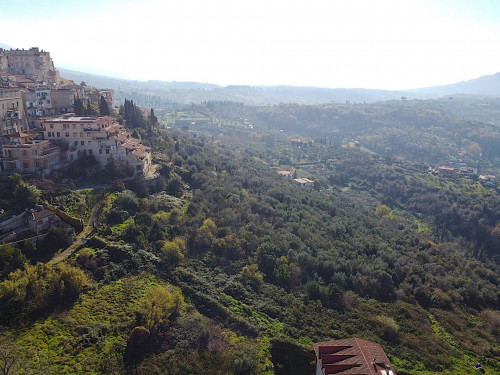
314, 338, 396, 375
131, 144, 151, 159
438, 166, 455, 171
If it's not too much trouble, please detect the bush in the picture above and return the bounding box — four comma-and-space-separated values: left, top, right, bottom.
124, 326, 152, 367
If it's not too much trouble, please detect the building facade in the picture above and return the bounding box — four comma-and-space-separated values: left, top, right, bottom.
0, 47, 59, 83
41, 115, 151, 175
0, 87, 28, 135
1, 132, 60, 173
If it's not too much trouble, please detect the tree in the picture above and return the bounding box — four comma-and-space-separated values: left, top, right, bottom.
105, 156, 119, 180
73, 96, 85, 116
0, 244, 26, 278
160, 240, 184, 268
99, 95, 110, 116
9, 174, 40, 209
376, 204, 391, 218
148, 108, 158, 136
86, 100, 98, 116
138, 286, 183, 334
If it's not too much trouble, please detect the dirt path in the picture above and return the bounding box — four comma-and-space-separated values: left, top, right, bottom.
49, 188, 108, 264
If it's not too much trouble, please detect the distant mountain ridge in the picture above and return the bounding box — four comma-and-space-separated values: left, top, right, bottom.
55, 67, 500, 105
409, 72, 500, 97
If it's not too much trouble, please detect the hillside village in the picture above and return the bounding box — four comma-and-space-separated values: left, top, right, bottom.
0, 47, 151, 177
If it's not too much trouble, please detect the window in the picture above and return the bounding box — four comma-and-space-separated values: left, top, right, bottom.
74, 141, 78, 146
99, 149, 102, 154
50, 124, 53, 129
73, 132, 77, 137
65, 132, 69, 137
47, 132, 51, 137
56, 132, 60, 137
81, 141, 84, 145
88, 141, 91, 145
106, 149, 110, 154
80, 132, 83, 137
86, 132, 91, 137
88, 149, 93, 155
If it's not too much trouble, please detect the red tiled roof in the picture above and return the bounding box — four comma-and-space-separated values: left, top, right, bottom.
314, 338, 396, 375
131, 144, 151, 159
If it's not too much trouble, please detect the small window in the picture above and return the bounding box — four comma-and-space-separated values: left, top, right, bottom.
50, 124, 53, 129
81, 141, 84, 145
56, 132, 60, 137
106, 149, 109, 154
99, 149, 102, 154
88, 149, 93, 155
65, 132, 69, 137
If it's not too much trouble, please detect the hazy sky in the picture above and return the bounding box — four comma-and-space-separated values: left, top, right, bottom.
1, 0, 499, 89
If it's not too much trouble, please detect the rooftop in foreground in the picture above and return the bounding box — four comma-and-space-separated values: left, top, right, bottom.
314, 338, 396, 375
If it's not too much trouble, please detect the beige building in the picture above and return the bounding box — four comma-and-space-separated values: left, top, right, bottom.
25, 87, 80, 117
0, 87, 28, 135
41, 115, 152, 176
1, 132, 60, 174
0, 47, 60, 83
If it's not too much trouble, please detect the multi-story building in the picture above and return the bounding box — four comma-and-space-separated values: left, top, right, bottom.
25, 88, 53, 117
1, 132, 60, 174
0, 87, 28, 135
41, 115, 151, 176
0, 52, 8, 72
0, 47, 60, 83
25, 85, 85, 118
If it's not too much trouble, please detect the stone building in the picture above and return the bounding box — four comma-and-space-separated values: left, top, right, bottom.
1, 132, 60, 174
41, 115, 151, 176
0, 47, 60, 83
0, 87, 28, 135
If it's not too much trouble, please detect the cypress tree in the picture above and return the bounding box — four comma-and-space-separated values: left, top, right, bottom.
99, 95, 110, 116
74, 96, 84, 116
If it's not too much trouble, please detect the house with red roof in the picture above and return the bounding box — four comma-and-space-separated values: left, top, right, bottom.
314, 338, 396, 375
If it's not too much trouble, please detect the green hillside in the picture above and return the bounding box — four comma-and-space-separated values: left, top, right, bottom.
0, 100, 499, 374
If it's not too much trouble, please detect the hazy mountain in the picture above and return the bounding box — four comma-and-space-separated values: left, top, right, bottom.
55, 67, 500, 106
409, 73, 500, 98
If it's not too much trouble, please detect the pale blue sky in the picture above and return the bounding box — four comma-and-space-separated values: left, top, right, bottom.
1, 0, 499, 90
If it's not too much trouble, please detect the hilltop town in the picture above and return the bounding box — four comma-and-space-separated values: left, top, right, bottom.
0, 47, 151, 177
